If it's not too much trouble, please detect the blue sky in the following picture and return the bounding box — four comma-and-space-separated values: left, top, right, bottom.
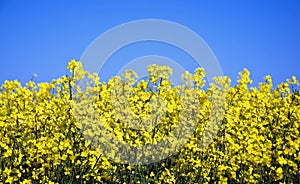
1, 1, 299, 88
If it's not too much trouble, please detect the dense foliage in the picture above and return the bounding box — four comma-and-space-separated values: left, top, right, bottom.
0, 60, 299, 183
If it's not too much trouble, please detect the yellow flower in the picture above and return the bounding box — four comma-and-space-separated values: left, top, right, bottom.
277, 156, 287, 165
1, 60, 300, 183
127, 165, 133, 171
150, 172, 155, 177
276, 167, 283, 180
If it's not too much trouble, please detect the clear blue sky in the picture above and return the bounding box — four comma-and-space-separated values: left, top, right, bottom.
1, 1, 299, 88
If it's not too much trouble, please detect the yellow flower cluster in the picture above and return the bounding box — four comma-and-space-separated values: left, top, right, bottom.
0, 60, 299, 183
